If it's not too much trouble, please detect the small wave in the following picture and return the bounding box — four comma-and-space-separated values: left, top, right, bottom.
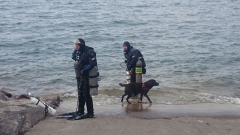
195, 93, 240, 104
61, 91, 77, 98
202, 76, 236, 87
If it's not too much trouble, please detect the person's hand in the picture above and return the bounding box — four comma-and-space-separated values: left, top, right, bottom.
126, 66, 131, 71
81, 69, 87, 75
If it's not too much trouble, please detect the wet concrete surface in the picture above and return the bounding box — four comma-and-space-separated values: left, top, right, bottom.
56, 98, 240, 119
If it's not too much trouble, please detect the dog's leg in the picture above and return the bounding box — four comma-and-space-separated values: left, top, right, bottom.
139, 93, 143, 101
143, 93, 152, 103
121, 93, 127, 102
126, 95, 132, 104
137, 93, 143, 103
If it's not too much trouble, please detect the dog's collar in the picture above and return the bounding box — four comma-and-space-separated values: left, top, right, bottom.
142, 84, 150, 91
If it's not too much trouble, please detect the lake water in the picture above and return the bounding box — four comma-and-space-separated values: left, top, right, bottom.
1, 0, 240, 105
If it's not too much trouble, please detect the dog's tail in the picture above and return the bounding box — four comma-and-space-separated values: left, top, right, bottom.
119, 83, 127, 87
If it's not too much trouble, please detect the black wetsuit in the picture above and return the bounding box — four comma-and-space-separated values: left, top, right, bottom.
124, 46, 146, 83
72, 45, 97, 116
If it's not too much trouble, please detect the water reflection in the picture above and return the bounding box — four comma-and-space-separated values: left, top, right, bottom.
123, 103, 152, 113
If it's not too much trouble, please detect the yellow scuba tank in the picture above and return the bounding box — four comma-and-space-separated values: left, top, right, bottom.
135, 57, 142, 83
89, 66, 99, 95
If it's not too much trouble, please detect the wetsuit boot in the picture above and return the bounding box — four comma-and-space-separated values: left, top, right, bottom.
80, 97, 94, 118
74, 96, 94, 120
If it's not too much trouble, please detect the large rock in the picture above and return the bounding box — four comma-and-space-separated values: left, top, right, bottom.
0, 92, 10, 101
0, 91, 61, 135
0, 99, 45, 135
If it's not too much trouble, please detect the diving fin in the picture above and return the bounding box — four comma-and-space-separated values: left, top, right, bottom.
67, 113, 94, 120
56, 112, 94, 120
56, 112, 75, 116
56, 112, 77, 119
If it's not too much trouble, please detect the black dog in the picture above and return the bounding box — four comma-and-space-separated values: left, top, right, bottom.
119, 79, 159, 104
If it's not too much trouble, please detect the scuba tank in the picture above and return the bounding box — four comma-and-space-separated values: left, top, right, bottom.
135, 57, 142, 83
30, 96, 56, 115
89, 66, 99, 95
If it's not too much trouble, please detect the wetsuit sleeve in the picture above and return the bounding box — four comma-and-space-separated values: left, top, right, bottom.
85, 49, 97, 71
124, 53, 128, 63
71, 49, 77, 61
127, 50, 140, 69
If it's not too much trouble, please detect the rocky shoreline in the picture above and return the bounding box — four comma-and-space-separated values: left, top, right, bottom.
2, 90, 240, 135
0, 91, 60, 135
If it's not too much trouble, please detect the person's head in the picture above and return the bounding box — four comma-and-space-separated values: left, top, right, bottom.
123, 41, 131, 52
74, 38, 85, 52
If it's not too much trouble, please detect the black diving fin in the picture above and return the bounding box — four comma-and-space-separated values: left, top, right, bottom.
56, 112, 94, 120
56, 112, 76, 118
